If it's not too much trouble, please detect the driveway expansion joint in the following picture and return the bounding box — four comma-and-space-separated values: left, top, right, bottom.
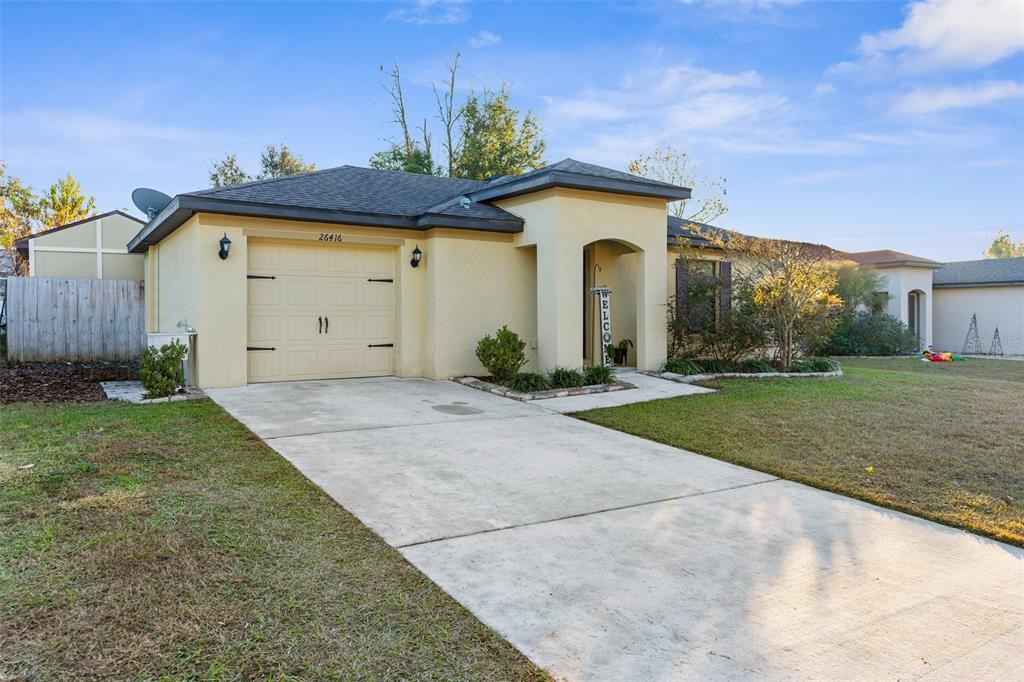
396, 477, 781, 549
262, 411, 550, 441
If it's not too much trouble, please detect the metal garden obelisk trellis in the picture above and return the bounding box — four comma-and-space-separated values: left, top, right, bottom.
990, 327, 1003, 356
590, 286, 613, 367
962, 313, 983, 355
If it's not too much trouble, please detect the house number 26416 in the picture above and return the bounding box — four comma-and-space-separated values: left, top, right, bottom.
318, 233, 344, 242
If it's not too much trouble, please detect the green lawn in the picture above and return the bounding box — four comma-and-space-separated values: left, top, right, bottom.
0, 399, 548, 681
577, 357, 1024, 546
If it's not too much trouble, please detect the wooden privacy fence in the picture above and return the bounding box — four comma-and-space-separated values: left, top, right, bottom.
5, 277, 145, 362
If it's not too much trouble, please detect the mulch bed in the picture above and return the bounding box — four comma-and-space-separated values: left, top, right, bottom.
0, 360, 138, 404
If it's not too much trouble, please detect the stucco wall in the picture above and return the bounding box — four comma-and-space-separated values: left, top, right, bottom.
876, 266, 934, 348
933, 286, 1024, 355
29, 212, 144, 279
498, 188, 668, 372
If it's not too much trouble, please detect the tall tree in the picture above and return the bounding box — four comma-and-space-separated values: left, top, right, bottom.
0, 163, 41, 250
40, 172, 96, 230
370, 56, 546, 179
628, 146, 727, 224
433, 52, 462, 177
453, 87, 546, 180
209, 145, 315, 188
984, 230, 1024, 258
258, 144, 316, 179
209, 153, 251, 188
369, 61, 438, 175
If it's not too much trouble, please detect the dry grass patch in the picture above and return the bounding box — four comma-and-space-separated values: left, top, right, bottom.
577, 357, 1024, 546
1, 400, 549, 681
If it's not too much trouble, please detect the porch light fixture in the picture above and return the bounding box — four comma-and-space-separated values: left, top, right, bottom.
410, 245, 422, 268
218, 233, 231, 260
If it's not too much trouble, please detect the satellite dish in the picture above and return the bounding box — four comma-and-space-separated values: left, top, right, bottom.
132, 188, 172, 220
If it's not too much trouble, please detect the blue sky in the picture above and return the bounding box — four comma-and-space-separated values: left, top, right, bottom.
2, 0, 1022, 260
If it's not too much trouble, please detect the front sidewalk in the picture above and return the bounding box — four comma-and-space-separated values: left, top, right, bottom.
209, 377, 1023, 681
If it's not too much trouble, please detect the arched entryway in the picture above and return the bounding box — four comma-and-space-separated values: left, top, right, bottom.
582, 239, 641, 367
908, 289, 926, 350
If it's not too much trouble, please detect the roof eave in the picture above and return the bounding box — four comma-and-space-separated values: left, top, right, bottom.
470, 170, 691, 203
933, 280, 1024, 288
128, 195, 526, 253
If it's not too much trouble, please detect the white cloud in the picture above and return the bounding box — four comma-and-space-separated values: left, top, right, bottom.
469, 30, 501, 48
892, 80, 1024, 114
834, 0, 1024, 75
387, 0, 467, 25
811, 82, 835, 97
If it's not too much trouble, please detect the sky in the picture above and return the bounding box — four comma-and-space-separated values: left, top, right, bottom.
2, 0, 1022, 261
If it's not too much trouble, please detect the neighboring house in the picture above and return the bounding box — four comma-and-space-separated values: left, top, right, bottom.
932, 258, 1024, 356
128, 160, 692, 388
13, 210, 146, 280
846, 250, 944, 350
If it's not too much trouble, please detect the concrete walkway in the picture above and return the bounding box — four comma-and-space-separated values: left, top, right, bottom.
209, 378, 1023, 681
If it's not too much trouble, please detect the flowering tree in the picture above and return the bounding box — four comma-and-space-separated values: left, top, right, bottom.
689, 226, 842, 369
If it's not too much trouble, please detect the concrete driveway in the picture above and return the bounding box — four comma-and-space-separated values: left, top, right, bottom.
209, 378, 1023, 681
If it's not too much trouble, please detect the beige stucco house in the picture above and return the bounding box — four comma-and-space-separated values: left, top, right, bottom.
15, 210, 146, 280
129, 160, 708, 388
932, 258, 1024, 356
846, 250, 943, 350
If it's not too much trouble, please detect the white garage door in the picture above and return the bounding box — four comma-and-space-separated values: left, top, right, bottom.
247, 240, 395, 383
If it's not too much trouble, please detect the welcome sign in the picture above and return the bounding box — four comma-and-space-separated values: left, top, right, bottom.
590, 286, 612, 367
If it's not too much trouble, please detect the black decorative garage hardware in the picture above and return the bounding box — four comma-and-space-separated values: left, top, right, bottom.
367, 278, 393, 282
367, 343, 394, 348
247, 274, 276, 280
247, 346, 276, 351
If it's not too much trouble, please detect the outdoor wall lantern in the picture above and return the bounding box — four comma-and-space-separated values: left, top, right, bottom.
218, 233, 232, 260
410, 245, 422, 268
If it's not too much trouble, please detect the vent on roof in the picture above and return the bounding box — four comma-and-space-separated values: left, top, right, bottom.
458, 196, 472, 209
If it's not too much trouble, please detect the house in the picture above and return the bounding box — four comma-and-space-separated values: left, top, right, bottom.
932, 257, 1024, 356
845, 250, 1024, 356
846, 250, 944, 349
128, 160, 698, 388
14, 210, 146, 280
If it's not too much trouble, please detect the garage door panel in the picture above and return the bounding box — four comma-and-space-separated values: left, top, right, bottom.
248, 280, 280, 306
359, 248, 393, 275
248, 240, 395, 383
363, 347, 394, 373
325, 280, 359, 307
284, 280, 318, 307
362, 282, 393, 307
248, 316, 281, 344
324, 248, 360, 274
326, 314, 358, 340
362, 314, 394, 340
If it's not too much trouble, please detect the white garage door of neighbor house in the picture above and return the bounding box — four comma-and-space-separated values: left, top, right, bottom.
247, 240, 395, 383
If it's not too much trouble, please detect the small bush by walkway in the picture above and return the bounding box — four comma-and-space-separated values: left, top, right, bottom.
577, 357, 1024, 546
0, 399, 549, 680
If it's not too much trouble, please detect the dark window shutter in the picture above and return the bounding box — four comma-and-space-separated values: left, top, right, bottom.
675, 259, 688, 321
718, 260, 732, 328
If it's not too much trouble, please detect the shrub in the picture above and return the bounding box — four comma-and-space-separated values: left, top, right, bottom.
737, 358, 774, 373
664, 357, 702, 375
140, 340, 187, 398
547, 366, 586, 389
583, 364, 615, 386
505, 371, 552, 393
790, 356, 839, 373
817, 311, 918, 356
475, 326, 527, 383
695, 358, 734, 374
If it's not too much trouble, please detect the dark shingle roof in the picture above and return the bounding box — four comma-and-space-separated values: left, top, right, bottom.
933, 257, 1024, 287
189, 166, 516, 222
128, 159, 691, 253
845, 249, 942, 268
667, 217, 729, 247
